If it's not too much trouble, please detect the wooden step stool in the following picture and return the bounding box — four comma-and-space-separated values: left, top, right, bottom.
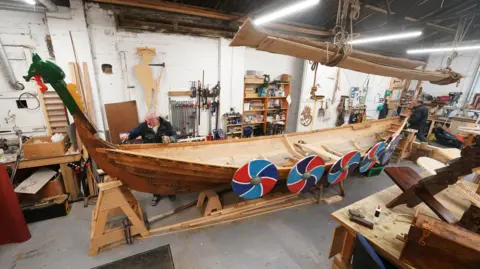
89, 180, 149, 256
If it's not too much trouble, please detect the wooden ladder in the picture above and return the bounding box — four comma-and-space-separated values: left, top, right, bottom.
39, 90, 69, 135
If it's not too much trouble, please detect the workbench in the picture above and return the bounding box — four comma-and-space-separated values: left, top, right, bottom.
328, 181, 477, 269
426, 115, 476, 138
2, 148, 82, 199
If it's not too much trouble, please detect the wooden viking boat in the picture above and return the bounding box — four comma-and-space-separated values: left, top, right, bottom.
24, 54, 408, 197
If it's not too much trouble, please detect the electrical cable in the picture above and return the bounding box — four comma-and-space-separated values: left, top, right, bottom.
17, 92, 40, 110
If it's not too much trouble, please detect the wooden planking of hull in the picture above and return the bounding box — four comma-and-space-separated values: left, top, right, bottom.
76, 114, 401, 195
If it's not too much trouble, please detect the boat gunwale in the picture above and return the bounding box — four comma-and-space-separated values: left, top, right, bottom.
117, 117, 399, 150
101, 117, 399, 170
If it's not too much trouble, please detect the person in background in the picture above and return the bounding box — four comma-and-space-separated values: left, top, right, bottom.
120, 110, 177, 206
378, 99, 389, 119
408, 100, 429, 142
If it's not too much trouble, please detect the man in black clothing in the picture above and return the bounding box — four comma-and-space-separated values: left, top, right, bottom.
120, 110, 177, 206
408, 100, 429, 142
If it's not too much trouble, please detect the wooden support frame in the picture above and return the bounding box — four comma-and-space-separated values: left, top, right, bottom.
196, 190, 222, 216
88, 182, 318, 255
395, 129, 417, 163
89, 180, 149, 256
329, 226, 356, 269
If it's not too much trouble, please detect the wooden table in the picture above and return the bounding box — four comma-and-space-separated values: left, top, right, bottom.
328, 181, 477, 269
3, 149, 82, 199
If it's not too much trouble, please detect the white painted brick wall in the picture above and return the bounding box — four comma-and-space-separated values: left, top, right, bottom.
46, 1, 105, 133
296, 62, 391, 131
84, 2, 304, 136
422, 45, 480, 107
0, 9, 50, 138
0, 1, 306, 138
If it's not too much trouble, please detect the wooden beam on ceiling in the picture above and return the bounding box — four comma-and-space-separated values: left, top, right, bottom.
362, 3, 456, 34
93, 0, 332, 36
96, 0, 239, 20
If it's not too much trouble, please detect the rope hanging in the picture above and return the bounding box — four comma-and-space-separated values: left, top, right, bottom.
434, 14, 474, 85
445, 14, 475, 68
325, 0, 361, 67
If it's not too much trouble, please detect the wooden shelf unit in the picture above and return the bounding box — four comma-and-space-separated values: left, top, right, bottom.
242, 75, 290, 138
223, 114, 243, 139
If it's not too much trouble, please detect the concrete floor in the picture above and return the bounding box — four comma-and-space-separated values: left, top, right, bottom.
1, 161, 423, 269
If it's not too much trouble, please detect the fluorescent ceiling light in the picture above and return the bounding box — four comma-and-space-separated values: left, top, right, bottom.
254, 0, 320, 26
25, 0, 36, 5
407, 45, 480, 54
348, 31, 422, 45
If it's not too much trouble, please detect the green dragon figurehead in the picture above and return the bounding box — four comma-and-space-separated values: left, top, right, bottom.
24, 53, 80, 115
24, 53, 66, 84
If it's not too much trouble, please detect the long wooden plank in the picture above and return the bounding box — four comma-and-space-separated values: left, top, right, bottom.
18, 153, 81, 169
82, 62, 96, 124
147, 197, 315, 235
168, 91, 191, 96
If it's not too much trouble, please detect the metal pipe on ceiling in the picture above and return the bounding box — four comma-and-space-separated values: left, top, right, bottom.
37, 0, 58, 12
0, 38, 25, 91
0, 1, 47, 13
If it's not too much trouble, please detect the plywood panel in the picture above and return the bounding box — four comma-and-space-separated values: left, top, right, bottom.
105, 101, 139, 144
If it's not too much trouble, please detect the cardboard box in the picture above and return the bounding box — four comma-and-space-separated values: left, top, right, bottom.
19, 174, 65, 202
280, 74, 290, 82
245, 78, 265, 84
23, 135, 69, 159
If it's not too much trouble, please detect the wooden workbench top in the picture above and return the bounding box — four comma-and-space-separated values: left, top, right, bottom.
2, 147, 81, 169
331, 181, 477, 268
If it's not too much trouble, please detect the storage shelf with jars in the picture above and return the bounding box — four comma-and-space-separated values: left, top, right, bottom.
242, 74, 290, 138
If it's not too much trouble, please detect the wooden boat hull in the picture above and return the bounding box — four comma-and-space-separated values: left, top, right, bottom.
76, 114, 401, 195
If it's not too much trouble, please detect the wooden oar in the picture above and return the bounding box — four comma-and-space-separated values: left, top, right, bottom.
148, 200, 197, 224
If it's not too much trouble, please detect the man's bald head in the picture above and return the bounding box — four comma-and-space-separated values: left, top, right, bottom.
145, 109, 160, 127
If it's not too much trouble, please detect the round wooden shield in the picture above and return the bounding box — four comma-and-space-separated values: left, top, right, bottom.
287, 156, 325, 193
379, 135, 402, 165
359, 141, 386, 173
231, 159, 278, 199
328, 151, 361, 184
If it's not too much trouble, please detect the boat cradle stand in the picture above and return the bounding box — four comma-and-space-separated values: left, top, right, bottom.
89, 180, 317, 255
89, 180, 149, 256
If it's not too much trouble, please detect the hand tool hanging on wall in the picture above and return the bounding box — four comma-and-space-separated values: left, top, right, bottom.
190, 81, 196, 98
331, 68, 341, 104
336, 96, 347, 127
197, 80, 201, 126
309, 61, 323, 100
318, 100, 325, 118
211, 81, 222, 139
